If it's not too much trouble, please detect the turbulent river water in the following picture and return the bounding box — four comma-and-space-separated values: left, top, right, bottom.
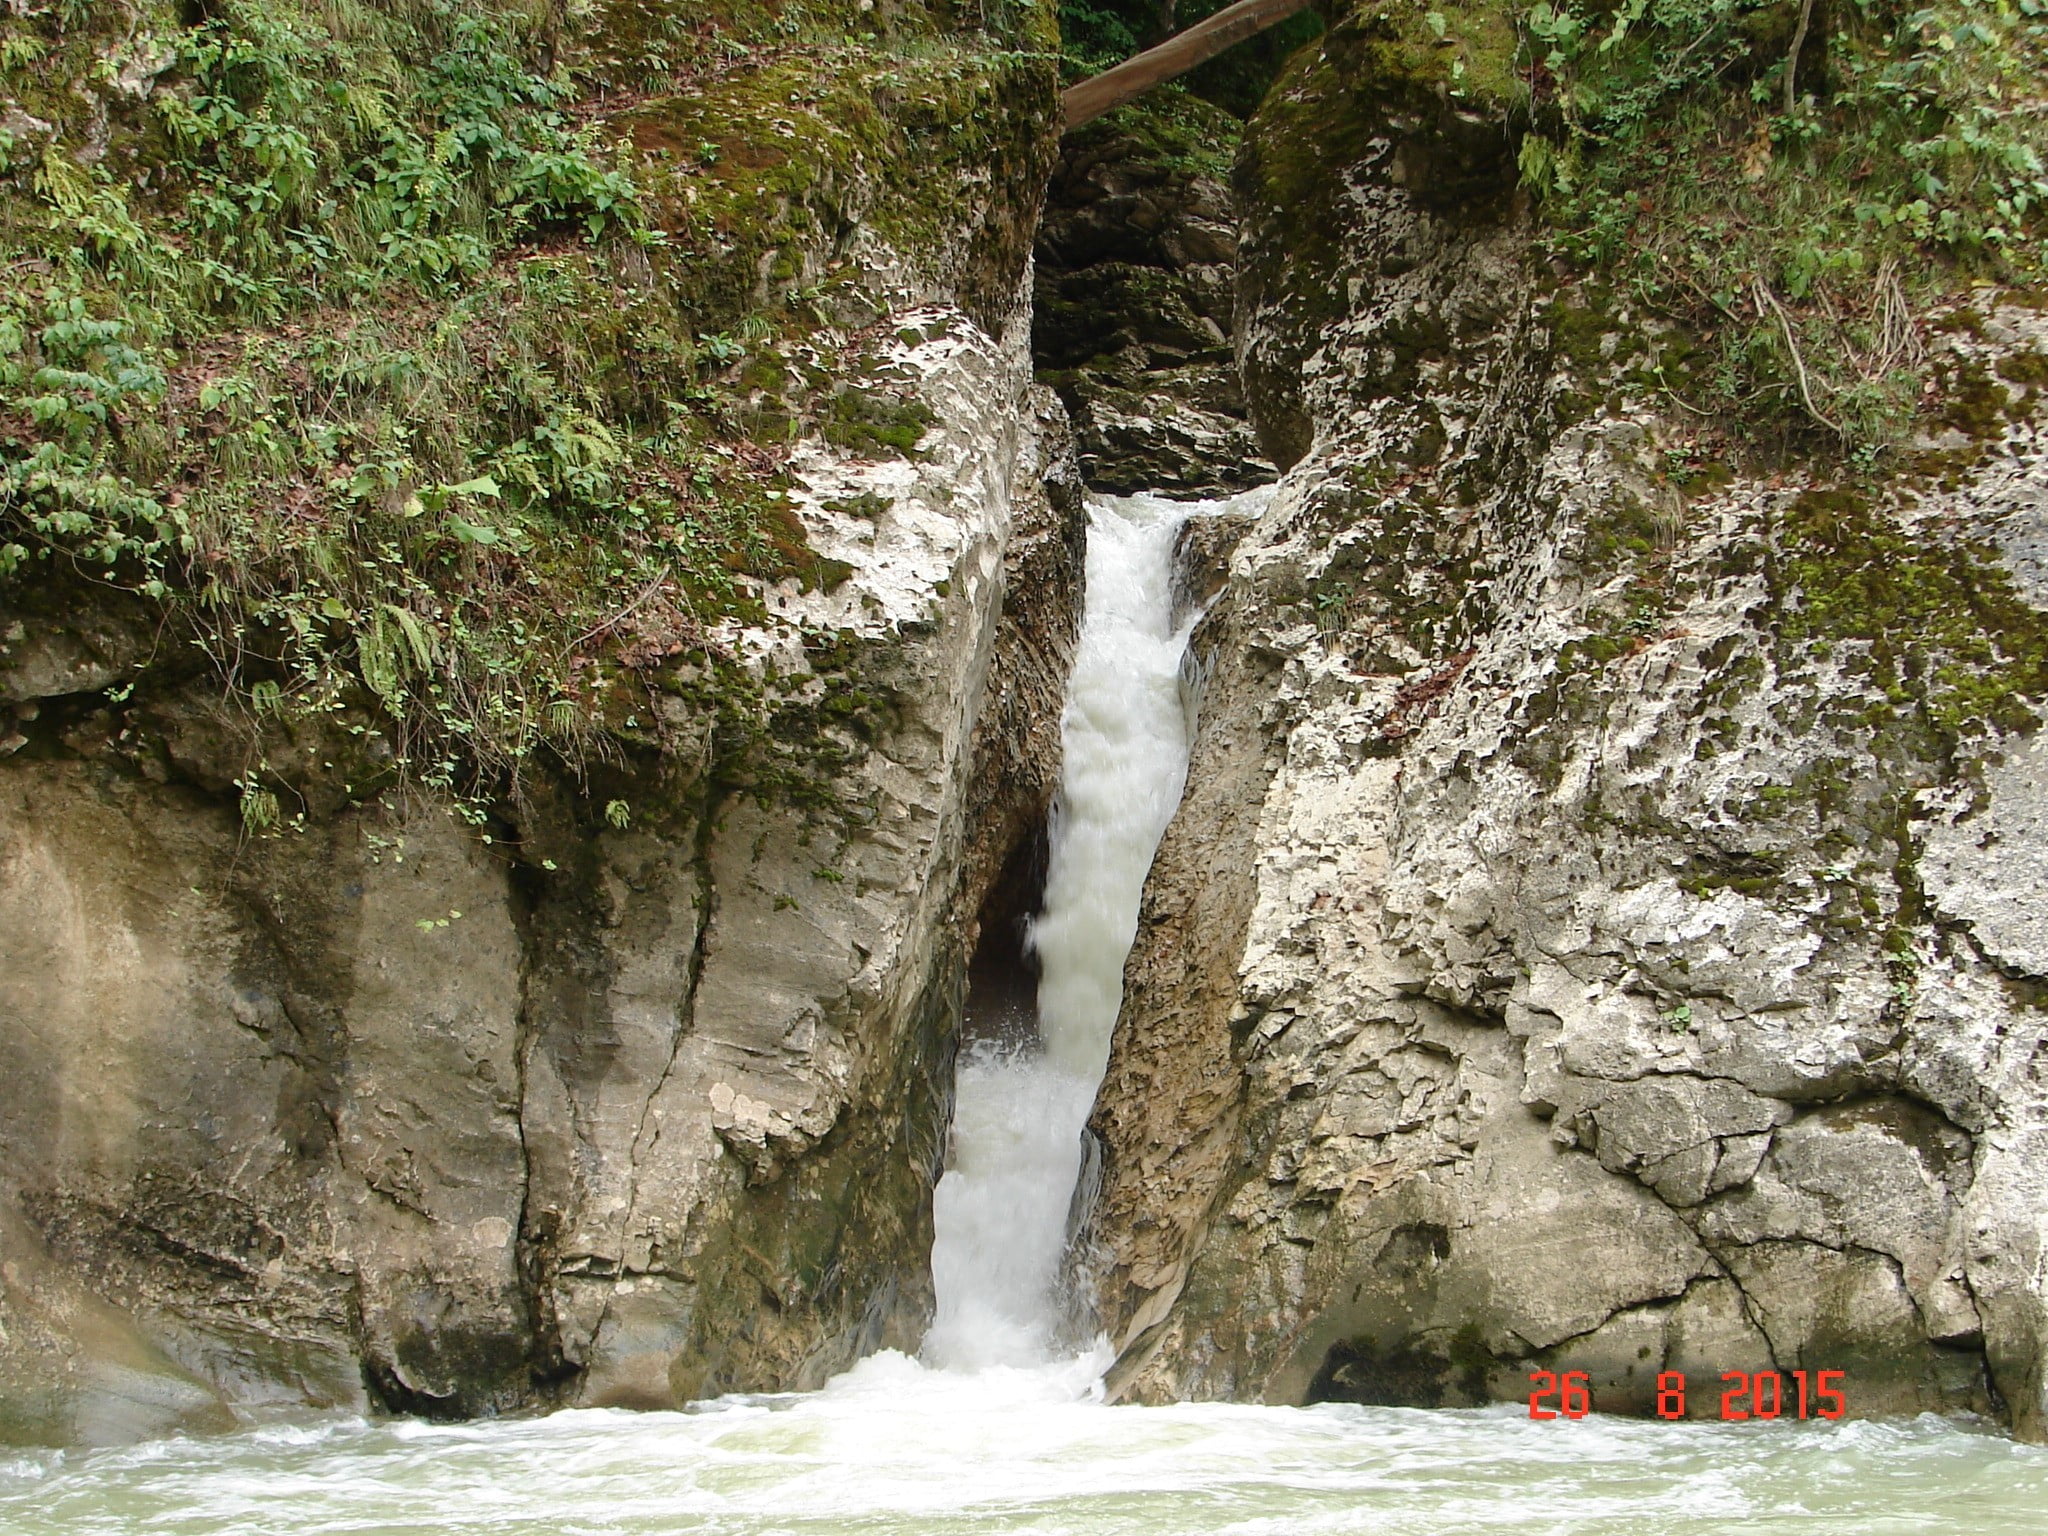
6, 492, 2047, 1534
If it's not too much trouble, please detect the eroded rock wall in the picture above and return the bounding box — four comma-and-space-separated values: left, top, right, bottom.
0, 0, 1092, 1448
1085, 37, 2048, 1439
0, 279, 1082, 1453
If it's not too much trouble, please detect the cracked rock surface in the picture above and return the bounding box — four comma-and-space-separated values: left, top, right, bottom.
1082, 50, 2048, 1439
0, 303, 1083, 1446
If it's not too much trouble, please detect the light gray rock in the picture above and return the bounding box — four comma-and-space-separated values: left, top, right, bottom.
1922, 732, 2048, 977
0, 298, 1085, 1440
1084, 41, 2048, 1440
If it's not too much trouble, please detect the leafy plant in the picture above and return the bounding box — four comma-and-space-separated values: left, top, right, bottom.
1515, 0, 2048, 448
1, 0, 1045, 831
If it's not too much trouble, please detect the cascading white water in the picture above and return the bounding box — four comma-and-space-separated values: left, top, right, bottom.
923, 489, 1240, 1373
18, 487, 2048, 1536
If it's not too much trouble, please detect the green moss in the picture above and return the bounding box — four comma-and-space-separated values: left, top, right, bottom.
1445, 1321, 1494, 1399
1061, 83, 1244, 182
1546, 294, 1622, 376
823, 491, 892, 521
1239, 51, 1385, 332
820, 386, 936, 459
1304, 471, 1472, 661
1566, 476, 1692, 660
0, 0, 1058, 821
1681, 869, 1784, 900
1662, 445, 1734, 495
1323, 1, 1528, 116
1777, 486, 2048, 740
626, 35, 1056, 336
1581, 489, 1665, 570
1938, 358, 2018, 439
1997, 347, 2048, 389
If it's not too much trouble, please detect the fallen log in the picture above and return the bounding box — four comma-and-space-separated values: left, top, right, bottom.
1061, 0, 1318, 131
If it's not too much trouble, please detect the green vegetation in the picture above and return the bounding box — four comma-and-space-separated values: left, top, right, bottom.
1058, 76, 1245, 179
0, 1, 1056, 827
1238, 3, 2048, 768
1327, 0, 1530, 110
1776, 484, 2048, 735
1057, 0, 1158, 66
1515, 0, 2048, 450
1244, 1, 2044, 452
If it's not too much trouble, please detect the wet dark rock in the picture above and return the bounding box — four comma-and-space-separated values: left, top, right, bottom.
1033, 103, 1275, 497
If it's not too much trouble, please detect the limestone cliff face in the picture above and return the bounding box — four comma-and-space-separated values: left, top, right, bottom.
0, 0, 1087, 1449
1084, 46, 2048, 1438
0, 243, 1084, 1470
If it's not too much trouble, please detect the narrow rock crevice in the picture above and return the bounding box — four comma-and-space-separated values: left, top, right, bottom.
1033, 104, 1274, 495
961, 816, 1049, 1052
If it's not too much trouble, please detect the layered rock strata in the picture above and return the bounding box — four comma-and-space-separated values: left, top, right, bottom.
1034, 100, 1274, 495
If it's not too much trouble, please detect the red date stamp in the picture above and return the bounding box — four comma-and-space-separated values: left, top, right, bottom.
1528, 1369, 1846, 1420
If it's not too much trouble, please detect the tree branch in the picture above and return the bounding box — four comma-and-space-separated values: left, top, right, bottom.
1062, 0, 1317, 132
1783, 0, 1817, 115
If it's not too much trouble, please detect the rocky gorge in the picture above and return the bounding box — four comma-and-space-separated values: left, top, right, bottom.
5, 0, 2048, 1456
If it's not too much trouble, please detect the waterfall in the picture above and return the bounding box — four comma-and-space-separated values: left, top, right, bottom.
921, 490, 1245, 1373
37, 481, 2048, 1530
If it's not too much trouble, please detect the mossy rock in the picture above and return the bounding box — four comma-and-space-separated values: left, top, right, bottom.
1775, 484, 2048, 741
1234, 6, 1526, 467
0, 0, 1059, 827
624, 40, 1058, 337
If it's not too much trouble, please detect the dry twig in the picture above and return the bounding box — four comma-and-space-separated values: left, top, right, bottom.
1753, 275, 1846, 436
568, 564, 674, 654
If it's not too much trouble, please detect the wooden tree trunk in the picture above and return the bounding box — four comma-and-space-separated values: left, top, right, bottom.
1061, 0, 1318, 131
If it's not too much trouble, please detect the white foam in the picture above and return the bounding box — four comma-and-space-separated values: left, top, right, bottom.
923, 490, 1261, 1373
11, 1395, 2043, 1535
